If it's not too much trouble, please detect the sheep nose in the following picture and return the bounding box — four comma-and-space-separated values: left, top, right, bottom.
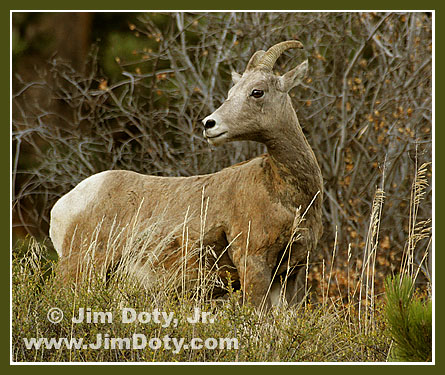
204, 119, 216, 129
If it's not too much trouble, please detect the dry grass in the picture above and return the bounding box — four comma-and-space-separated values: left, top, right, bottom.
12, 237, 392, 363
11, 163, 432, 363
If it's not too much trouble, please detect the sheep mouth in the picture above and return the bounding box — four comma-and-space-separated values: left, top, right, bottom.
205, 131, 227, 140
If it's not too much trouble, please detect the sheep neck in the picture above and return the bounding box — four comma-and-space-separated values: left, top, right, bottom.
263, 116, 322, 210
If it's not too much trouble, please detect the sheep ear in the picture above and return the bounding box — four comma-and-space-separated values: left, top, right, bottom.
279, 60, 308, 92
232, 71, 242, 84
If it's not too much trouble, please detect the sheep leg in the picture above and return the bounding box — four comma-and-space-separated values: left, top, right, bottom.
235, 254, 273, 308
268, 265, 306, 307
283, 265, 306, 305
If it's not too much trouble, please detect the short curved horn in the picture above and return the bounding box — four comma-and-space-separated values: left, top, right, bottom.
256, 40, 304, 71
245, 50, 266, 72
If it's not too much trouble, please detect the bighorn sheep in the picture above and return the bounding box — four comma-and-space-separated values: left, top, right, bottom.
49, 40, 323, 308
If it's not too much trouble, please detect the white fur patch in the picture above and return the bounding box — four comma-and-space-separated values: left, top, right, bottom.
49, 171, 110, 257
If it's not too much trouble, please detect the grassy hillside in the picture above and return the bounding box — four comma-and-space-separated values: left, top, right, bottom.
13, 238, 392, 362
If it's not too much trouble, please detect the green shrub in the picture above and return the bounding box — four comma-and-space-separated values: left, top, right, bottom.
384, 275, 432, 362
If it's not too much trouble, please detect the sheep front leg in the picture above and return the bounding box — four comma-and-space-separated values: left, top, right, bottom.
234, 254, 273, 308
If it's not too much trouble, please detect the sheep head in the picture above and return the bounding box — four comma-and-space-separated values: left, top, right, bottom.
203, 40, 308, 146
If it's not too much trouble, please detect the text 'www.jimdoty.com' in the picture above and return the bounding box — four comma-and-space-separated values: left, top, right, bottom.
23, 307, 238, 353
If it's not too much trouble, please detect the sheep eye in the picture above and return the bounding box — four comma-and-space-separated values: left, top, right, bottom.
250, 89, 264, 98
